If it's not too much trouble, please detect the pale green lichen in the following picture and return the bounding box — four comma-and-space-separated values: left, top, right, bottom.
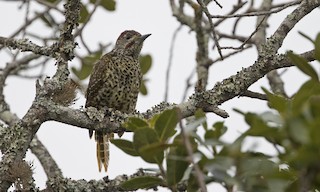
86, 107, 105, 122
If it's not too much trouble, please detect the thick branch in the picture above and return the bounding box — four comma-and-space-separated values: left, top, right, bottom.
262, 0, 319, 96
53, 0, 80, 82
29, 135, 63, 179
42, 50, 315, 133
46, 169, 164, 192
170, 0, 196, 30
0, 1, 81, 191
192, 49, 315, 112
0, 103, 47, 191
0, 36, 56, 57
266, 0, 320, 53
194, 5, 210, 90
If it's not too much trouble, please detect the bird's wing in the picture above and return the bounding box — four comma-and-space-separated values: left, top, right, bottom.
85, 54, 113, 139
85, 55, 110, 108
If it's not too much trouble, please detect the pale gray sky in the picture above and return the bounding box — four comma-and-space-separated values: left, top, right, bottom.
0, 1, 319, 191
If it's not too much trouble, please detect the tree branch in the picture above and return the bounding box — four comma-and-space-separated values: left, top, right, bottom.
29, 135, 63, 179
164, 25, 182, 102
0, 36, 56, 57
40, 50, 314, 134
45, 169, 163, 192
0, 1, 318, 191
210, 0, 302, 18
0, 0, 81, 190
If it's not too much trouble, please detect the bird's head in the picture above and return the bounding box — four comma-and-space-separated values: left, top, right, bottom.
114, 30, 151, 59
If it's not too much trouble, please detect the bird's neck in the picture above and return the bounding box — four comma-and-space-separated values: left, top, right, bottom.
112, 47, 139, 60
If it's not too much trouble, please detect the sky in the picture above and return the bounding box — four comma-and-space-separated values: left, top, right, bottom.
0, 0, 320, 191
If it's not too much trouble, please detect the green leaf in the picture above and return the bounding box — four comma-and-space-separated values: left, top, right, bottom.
292, 80, 320, 114
101, 0, 116, 11
219, 135, 244, 157
79, 3, 89, 23
155, 108, 178, 141
259, 111, 283, 126
133, 128, 163, 164
205, 121, 227, 139
203, 131, 224, 146
72, 52, 101, 80
71, 64, 92, 80
174, 133, 198, 151
110, 139, 139, 156
139, 79, 148, 95
237, 109, 284, 144
120, 176, 163, 190
194, 108, 207, 130
187, 174, 199, 192
204, 157, 237, 185
166, 145, 189, 187
185, 117, 206, 132
138, 54, 152, 95
82, 52, 102, 66
288, 51, 318, 81
238, 157, 278, 191
139, 142, 170, 164
239, 157, 277, 177
309, 95, 320, 118
287, 118, 309, 144
125, 117, 149, 132
90, 0, 116, 11
148, 114, 160, 128
244, 113, 282, 143
315, 33, 320, 61
262, 87, 289, 115
139, 54, 152, 75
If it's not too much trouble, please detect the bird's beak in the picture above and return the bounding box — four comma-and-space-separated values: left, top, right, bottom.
140, 34, 151, 42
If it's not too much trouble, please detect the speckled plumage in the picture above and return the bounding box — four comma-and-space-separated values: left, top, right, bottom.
85, 30, 150, 172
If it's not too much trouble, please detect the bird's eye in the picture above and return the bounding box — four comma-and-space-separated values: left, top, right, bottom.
126, 35, 132, 40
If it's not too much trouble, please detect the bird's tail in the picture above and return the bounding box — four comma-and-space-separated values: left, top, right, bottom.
95, 132, 114, 172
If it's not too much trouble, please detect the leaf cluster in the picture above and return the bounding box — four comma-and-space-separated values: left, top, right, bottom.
111, 34, 320, 192
233, 33, 320, 191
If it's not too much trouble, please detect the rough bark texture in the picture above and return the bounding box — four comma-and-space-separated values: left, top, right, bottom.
0, 0, 319, 191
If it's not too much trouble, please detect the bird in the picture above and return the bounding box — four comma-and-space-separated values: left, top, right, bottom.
85, 30, 151, 172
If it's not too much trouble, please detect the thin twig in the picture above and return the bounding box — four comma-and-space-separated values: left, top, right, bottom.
213, 1, 247, 27
240, 90, 267, 100
35, 0, 64, 13
74, 0, 101, 38
79, 33, 92, 54
212, 0, 222, 8
273, 143, 282, 155
220, 16, 266, 50
211, 1, 301, 18
179, 120, 207, 192
22, 0, 31, 37
29, 135, 63, 179
271, 0, 301, 9
218, 32, 251, 43
197, 0, 223, 59
207, 45, 252, 67
164, 25, 182, 102
0, 1, 61, 50
0, 54, 41, 93
181, 69, 195, 102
